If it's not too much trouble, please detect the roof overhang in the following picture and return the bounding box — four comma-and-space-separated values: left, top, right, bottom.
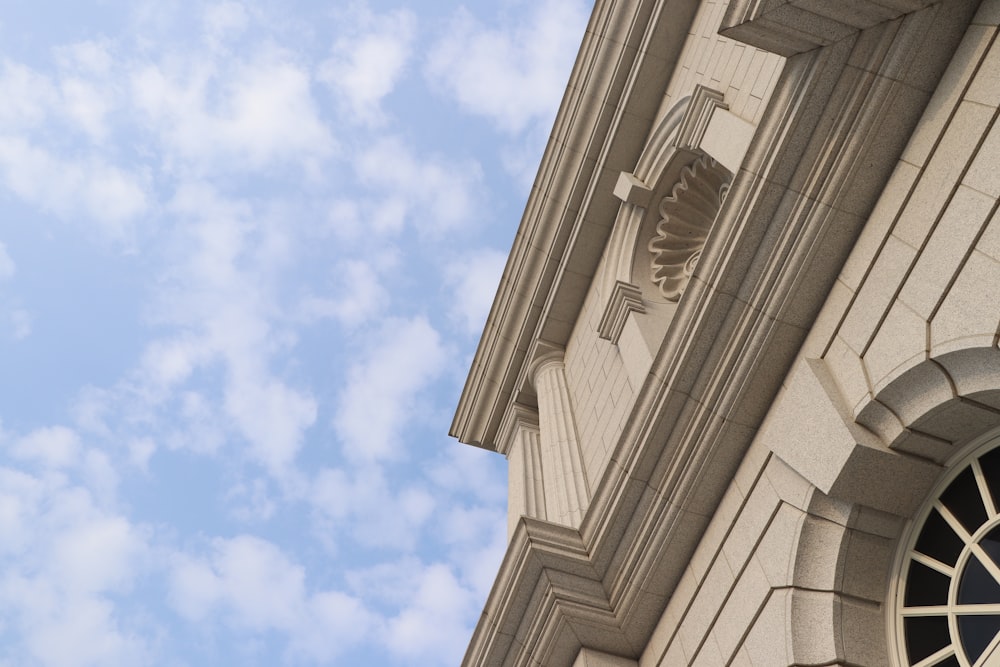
450, 0, 703, 450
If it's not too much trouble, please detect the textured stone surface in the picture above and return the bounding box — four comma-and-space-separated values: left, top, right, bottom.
457, 1, 996, 666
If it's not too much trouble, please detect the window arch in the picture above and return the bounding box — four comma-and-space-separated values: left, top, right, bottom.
892, 430, 1000, 667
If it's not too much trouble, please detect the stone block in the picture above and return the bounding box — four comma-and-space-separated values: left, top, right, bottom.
974, 0, 1000, 25
754, 503, 804, 587
793, 515, 846, 591
700, 108, 755, 173
839, 160, 920, 292
742, 588, 791, 666
931, 250, 1000, 355
789, 589, 840, 665
838, 235, 916, 354
966, 36, 1000, 107
965, 116, 1000, 197
720, 473, 779, 575
692, 632, 725, 667
863, 300, 928, 394
977, 206, 1000, 263
840, 529, 894, 602
573, 647, 638, 667
765, 358, 941, 515
714, 557, 769, 660
903, 23, 994, 165
899, 184, 996, 318
676, 555, 734, 661
840, 594, 890, 667
896, 101, 994, 248
935, 347, 1000, 410
825, 336, 873, 418
613, 172, 653, 207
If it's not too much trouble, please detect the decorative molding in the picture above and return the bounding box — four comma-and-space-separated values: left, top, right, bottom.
597, 281, 646, 343
497, 404, 541, 457
612, 172, 653, 207
649, 156, 732, 301
674, 85, 728, 152
719, 0, 935, 57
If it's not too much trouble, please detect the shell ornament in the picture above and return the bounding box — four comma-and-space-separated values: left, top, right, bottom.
648, 155, 732, 301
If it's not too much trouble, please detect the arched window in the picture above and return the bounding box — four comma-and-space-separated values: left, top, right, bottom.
893, 433, 1000, 667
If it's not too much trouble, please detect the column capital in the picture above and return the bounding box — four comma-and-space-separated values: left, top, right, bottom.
497, 404, 540, 457
528, 342, 567, 390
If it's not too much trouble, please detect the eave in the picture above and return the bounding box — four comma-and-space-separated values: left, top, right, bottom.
450, 0, 702, 451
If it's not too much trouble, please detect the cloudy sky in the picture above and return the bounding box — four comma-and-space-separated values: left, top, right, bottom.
0, 1, 589, 664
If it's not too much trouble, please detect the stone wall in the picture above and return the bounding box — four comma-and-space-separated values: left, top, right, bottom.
635, 3, 1000, 664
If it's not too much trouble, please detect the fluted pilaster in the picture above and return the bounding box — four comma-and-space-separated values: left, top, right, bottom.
498, 407, 547, 539
531, 351, 591, 527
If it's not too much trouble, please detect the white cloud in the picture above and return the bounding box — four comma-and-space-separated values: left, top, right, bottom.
169, 535, 374, 660
9, 309, 30, 340
54, 40, 114, 77
296, 260, 389, 330
10, 426, 81, 469
130, 184, 317, 475
0, 467, 152, 667
0, 136, 148, 241
311, 466, 436, 550
0, 241, 14, 280
333, 316, 449, 464
318, 8, 416, 123
0, 60, 58, 130
385, 563, 477, 665
203, 2, 249, 48
60, 77, 113, 142
355, 136, 481, 233
131, 50, 334, 171
426, 0, 589, 134
445, 248, 507, 334
224, 376, 316, 474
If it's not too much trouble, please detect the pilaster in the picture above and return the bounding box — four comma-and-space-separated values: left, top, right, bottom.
498, 406, 547, 539
530, 350, 591, 527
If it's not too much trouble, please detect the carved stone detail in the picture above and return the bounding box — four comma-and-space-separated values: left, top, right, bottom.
648, 155, 732, 301
597, 280, 646, 343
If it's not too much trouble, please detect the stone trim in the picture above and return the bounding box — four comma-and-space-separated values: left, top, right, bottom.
597, 281, 646, 343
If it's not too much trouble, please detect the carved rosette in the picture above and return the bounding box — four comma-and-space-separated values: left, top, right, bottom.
648, 155, 732, 301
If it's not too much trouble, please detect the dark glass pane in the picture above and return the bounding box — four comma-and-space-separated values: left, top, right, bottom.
936, 656, 961, 667
959, 554, 1000, 604
915, 508, 966, 566
905, 615, 951, 664
958, 615, 1000, 664
980, 447, 1000, 512
942, 467, 989, 534
906, 559, 952, 607
981, 525, 1000, 568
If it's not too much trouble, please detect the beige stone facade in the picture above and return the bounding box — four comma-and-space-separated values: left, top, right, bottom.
452, 0, 1000, 665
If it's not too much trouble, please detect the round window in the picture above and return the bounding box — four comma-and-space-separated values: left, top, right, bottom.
893, 440, 1000, 667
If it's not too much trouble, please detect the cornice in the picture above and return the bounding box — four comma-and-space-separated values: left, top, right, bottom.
462, 0, 980, 665
720, 0, 937, 57
450, 0, 703, 451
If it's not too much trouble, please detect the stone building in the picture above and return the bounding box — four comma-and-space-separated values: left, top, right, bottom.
450, 0, 1000, 665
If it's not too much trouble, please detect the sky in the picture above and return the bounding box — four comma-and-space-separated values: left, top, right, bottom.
0, 1, 590, 665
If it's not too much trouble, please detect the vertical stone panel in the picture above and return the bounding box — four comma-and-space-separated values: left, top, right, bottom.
533, 352, 592, 527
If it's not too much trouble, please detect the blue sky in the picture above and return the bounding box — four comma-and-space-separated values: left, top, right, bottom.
0, 1, 589, 664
